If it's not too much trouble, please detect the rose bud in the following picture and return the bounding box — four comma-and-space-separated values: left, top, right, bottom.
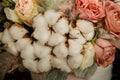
94, 38, 116, 67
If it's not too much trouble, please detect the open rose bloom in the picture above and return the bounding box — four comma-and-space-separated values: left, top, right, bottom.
75, 0, 105, 22
105, 0, 120, 38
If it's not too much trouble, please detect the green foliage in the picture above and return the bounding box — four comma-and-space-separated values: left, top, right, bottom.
0, 14, 6, 23
74, 62, 97, 79
2, 0, 15, 9
0, 14, 6, 32
91, 29, 100, 44
47, 69, 69, 80
0, 46, 6, 54
39, 0, 66, 12
0, 2, 14, 32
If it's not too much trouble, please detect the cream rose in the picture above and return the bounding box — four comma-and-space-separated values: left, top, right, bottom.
75, 0, 105, 22
105, 0, 120, 38
15, 0, 38, 25
94, 39, 116, 67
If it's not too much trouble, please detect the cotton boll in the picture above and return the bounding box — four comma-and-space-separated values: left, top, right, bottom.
32, 14, 50, 45
53, 42, 68, 58
23, 59, 39, 73
48, 32, 66, 46
32, 14, 48, 28
33, 28, 50, 45
40, 54, 51, 60
44, 10, 62, 25
21, 44, 35, 59
32, 27, 50, 45
15, 37, 32, 51
1, 29, 16, 55
9, 24, 28, 40
69, 28, 86, 44
4, 42, 18, 56
83, 31, 94, 41
38, 53, 51, 59
34, 42, 52, 58
77, 20, 94, 33
1, 29, 14, 43
68, 39, 83, 56
53, 18, 69, 34
80, 42, 95, 70
69, 28, 81, 38
77, 37, 86, 45
37, 58, 51, 72
51, 56, 71, 72
68, 54, 83, 69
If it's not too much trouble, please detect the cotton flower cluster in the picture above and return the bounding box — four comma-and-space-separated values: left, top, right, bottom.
1, 10, 95, 73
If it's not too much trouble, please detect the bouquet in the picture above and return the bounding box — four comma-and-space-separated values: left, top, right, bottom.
0, 0, 119, 80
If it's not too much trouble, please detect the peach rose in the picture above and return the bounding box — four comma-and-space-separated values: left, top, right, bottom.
94, 39, 116, 67
105, 0, 120, 38
75, 0, 105, 22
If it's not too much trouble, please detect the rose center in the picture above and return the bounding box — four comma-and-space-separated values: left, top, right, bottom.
16, 0, 33, 16
87, 4, 99, 16
114, 11, 120, 21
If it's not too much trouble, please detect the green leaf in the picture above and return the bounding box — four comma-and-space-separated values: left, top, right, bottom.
39, 0, 66, 12
47, 69, 69, 80
74, 62, 97, 79
0, 14, 6, 23
91, 29, 100, 45
2, 0, 15, 9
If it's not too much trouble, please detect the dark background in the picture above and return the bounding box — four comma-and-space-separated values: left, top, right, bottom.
111, 48, 120, 80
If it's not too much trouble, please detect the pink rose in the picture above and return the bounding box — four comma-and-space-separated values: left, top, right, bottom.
75, 0, 105, 22
94, 39, 116, 67
104, 1, 120, 38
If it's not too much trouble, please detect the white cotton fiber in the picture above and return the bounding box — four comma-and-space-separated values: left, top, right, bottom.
37, 58, 51, 72
44, 10, 62, 25
34, 42, 52, 58
1, 29, 14, 43
15, 37, 31, 51
51, 56, 71, 72
53, 42, 68, 58
53, 18, 69, 34
77, 20, 94, 33
68, 54, 83, 69
32, 14, 50, 45
21, 44, 35, 59
23, 59, 39, 73
48, 32, 66, 46
68, 39, 83, 56
5, 42, 18, 56
9, 24, 28, 40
